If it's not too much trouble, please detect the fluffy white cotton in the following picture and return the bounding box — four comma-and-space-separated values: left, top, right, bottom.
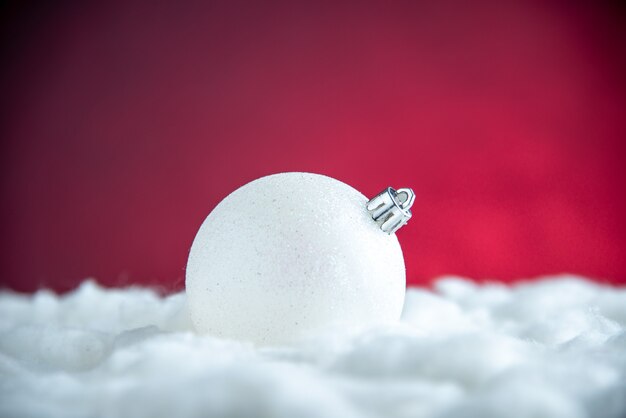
186, 172, 406, 344
1, 276, 625, 418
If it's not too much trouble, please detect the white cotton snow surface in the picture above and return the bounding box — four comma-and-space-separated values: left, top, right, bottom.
1, 276, 625, 418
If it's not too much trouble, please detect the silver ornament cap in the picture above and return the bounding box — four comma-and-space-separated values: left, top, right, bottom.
367, 187, 415, 234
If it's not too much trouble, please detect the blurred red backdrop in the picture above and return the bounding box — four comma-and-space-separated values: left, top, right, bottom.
1, 1, 625, 292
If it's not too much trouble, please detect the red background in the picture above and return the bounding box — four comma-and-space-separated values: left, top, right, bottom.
1, 1, 625, 293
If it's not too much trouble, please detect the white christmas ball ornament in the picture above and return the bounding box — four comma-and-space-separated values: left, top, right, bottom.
186, 172, 414, 345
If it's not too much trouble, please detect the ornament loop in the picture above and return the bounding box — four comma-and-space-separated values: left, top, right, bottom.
366, 187, 415, 234
395, 188, 415, 210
